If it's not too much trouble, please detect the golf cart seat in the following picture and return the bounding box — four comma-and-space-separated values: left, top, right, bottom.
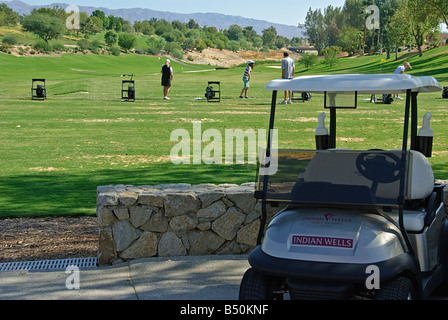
301, 149, 434, 232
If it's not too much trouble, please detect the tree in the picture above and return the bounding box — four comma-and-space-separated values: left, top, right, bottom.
339, 26, 363, 55
0, 3, 18, 26
22, 13, 65, 42
391, 0, 440, 57
298, 53, 318, 70
31, 6, 66, 21
186, 19, 200, 29
108, 15, 123, 32
118, 32, 137, 51
262, 26, 277, 47
146, 35, 166, 54
84, 16, 103, 34
375, 0, 400, 57
104, 30, 118, 46
226, 24, 244, 41
301, 8, 327, 54
324, 5, 345, 47
91, 9, 109, 29
426, 0, 448, 29
321, 46, 341, 68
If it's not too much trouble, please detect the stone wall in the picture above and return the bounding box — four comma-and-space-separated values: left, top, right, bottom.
97, 181, 448, 265
96, 183, 285, 265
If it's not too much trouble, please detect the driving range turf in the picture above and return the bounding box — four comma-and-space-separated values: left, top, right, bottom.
0, 47, 447, 217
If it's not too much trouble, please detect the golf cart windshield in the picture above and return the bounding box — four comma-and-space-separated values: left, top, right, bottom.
256, 149, 408, 206
256, 74, 441, 207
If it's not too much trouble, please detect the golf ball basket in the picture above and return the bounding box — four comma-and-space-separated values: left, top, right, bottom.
31, 79, 46, 100
205, 81, 221, 102
122, 74, 135, 102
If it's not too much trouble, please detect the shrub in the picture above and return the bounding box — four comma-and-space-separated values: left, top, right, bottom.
117, 33, 137, 51
33, 39, 52, 53
164, 41, 182, 54
298, 52, 318, 70
134, 47, 145, 55
77, 39, 91, 51
172, 49, 183, 60
104, 30, 117, 47
52, 42, 65, 52
146, 47, 159, 55
2, 34, 17, 45
110, 47, 121, 56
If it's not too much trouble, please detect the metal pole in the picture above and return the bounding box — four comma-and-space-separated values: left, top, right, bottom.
398, 89, 415, 256
257, 90, 278, 245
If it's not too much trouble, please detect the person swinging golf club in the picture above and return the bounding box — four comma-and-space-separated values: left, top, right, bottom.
161, 59, 173, 100
240, 60, 254, 99
393, 61, 412, 100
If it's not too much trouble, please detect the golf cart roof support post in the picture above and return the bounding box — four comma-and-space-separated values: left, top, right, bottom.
257, 201, 267, 245
410, 92, 419, 151
257, 90, 278, 245
329, 108, 337, 149
398, 89, 415, 256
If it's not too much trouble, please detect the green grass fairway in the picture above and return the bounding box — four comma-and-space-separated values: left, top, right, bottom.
1, 47, 447, 217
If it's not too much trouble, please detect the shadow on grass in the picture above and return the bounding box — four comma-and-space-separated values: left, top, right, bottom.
0, 163, 256, 218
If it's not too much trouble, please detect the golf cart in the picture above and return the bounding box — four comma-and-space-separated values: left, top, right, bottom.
239, 74, 447, 300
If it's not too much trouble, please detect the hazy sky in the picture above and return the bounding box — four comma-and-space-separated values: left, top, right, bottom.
17, 0, 347, 26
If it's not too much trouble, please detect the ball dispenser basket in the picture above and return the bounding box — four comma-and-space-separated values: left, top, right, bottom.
122, 74, 135, 102
31, 79, 46, 100
205, 81, 220, 102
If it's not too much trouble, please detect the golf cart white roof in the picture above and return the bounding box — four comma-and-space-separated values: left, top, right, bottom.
265, 74, 442, 94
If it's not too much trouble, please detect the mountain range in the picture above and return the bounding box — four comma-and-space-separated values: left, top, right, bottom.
2, 0, 304, 39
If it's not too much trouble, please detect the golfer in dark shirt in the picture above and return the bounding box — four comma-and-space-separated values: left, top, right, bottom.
161, 59, 173, 100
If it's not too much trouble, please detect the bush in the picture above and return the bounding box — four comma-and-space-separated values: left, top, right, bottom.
146, 47, 159, 55
33, 39, 52, 53
321, 46, 341, 68
52, 42, 65, 52
134, 47, 145, 55
117, 33, 137, 51
298, 52, 318, 70
104, 30, 117, 47
171, 49, 183, 60
110, 47, 121, 56
164, 41, 182, 54
77, 39, 91, 51
2, 34, 17, 45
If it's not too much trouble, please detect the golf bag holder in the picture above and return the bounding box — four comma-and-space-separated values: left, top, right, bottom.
442, 86, 448, 99
292, 92, 312, 102
205, 81, 220, 102
369, 94, 393, 104
31, 79, 46, 100
122, 74, 135, 102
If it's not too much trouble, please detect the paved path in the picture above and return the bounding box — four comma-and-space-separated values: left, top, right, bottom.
0, 255, 250, 300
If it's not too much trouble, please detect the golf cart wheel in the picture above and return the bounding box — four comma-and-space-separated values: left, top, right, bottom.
376, 277, 415, 300
239, 268, 273, 300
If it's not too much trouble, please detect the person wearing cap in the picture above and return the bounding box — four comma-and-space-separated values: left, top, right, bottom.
280, 52, 295, 104
393, 61, 412, 99
161, 59, 173, 100
240, 60, 254, 99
